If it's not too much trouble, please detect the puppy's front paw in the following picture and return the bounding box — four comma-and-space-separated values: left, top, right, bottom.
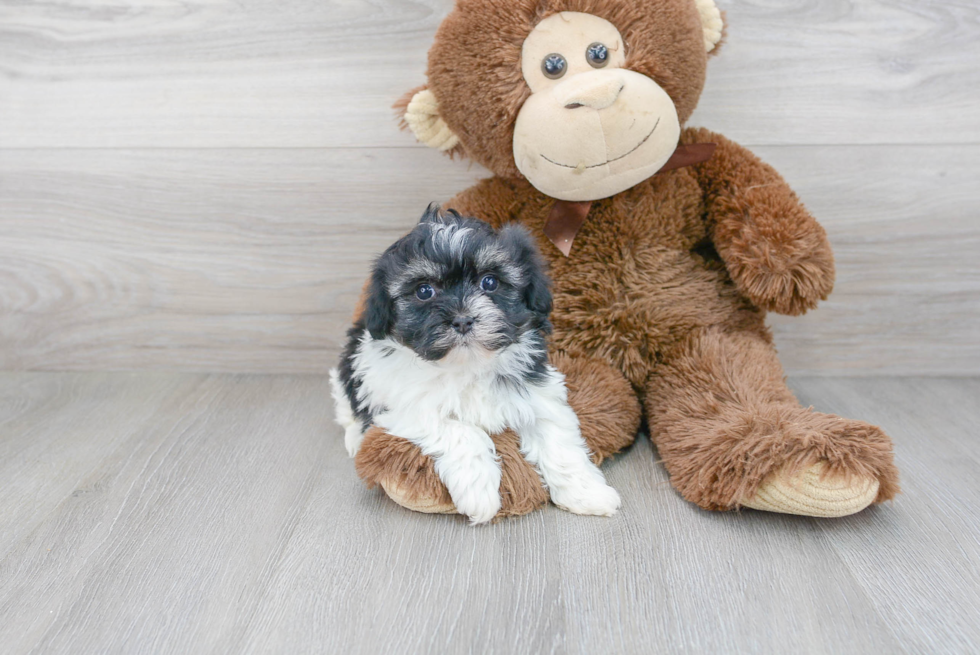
344, 425, 364, 458
551, 482, 621, 517
452, 486, 502, 525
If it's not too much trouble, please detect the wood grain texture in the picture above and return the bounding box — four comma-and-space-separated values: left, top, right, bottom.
798, 377, 980, 653
0, 373, 196, 561
2, 145, 977, 374
0, 372, 977, 653
1, 0, 978, 374
1, 0, 978, 147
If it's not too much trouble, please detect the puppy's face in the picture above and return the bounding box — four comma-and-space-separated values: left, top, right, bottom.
364, 208, 552, 361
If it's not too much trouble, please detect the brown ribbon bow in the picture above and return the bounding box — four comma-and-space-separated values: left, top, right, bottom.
543, 143, 717, 257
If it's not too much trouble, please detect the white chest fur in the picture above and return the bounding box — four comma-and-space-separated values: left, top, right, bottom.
350, 330, 559, 439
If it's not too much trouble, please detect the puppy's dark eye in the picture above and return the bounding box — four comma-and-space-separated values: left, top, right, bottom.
415, 283, 435, 300
586, 42, 609, 68
541, 54, 567, 79
480, 275, 498, 292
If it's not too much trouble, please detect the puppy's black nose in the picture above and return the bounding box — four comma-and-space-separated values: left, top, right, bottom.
452, 316, 475, 334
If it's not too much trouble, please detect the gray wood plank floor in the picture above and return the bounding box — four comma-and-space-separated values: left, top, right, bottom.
1, 372, 977, 654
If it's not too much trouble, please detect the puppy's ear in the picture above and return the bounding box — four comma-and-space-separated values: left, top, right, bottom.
418, 202, 441, 224
418, 203, 461, 225
499, 223, 552, 317
363, 263, 395, 340
523, 259, 553, 318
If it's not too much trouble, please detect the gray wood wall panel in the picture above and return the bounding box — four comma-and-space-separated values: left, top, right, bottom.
1, 0, 978, 374
2, 145, 977, 374
1, 1, 977, 147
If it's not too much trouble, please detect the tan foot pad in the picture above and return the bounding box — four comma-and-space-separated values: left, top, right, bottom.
379, 478, 456, 515
742, 462, 879, 518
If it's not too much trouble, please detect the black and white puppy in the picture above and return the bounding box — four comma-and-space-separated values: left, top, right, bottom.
330, 205, 620, 524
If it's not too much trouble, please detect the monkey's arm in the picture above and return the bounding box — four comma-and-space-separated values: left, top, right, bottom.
684, 127, 835, 316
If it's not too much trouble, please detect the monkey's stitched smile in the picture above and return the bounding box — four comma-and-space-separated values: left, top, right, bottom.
540, 117, 660, 170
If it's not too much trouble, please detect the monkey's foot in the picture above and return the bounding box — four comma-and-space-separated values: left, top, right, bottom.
742, 462, 879, 518
380, 477, 456, 514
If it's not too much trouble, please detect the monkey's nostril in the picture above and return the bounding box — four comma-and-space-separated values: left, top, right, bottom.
561, 80, 625, 110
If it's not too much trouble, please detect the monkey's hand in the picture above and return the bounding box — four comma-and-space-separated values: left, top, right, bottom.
686, 127, 835, 316
710, 189, 835, 315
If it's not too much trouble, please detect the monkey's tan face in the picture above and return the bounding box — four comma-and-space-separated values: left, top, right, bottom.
513, 12, 681, 201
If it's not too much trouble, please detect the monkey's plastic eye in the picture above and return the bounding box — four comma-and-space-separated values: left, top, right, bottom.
416, 284, 435, 300
541, 54, 567, 79
480, 275, 498, 292
586, 42, 609, 68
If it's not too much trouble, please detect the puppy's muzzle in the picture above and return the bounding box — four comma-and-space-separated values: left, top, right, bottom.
451, 315, 475, 335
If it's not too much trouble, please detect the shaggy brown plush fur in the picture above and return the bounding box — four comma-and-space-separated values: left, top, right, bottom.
549, 351, 642, 464
646, 327, 900, 509
355, 426, 452, 508
357, 0, 898, 514
684, 128, 836, 316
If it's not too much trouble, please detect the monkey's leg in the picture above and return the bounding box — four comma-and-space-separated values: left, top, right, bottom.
645, 327, 899, 516
550, 352, 642, 464
354, 427, 548, 518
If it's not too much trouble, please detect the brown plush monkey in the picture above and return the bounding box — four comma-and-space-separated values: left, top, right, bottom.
354, 0, 899, 518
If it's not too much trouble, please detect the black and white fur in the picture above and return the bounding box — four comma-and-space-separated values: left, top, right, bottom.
330, 205, 620, 524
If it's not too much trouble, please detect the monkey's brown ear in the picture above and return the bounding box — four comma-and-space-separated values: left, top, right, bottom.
395, 86, 460, 152
696, 0, 724, 53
